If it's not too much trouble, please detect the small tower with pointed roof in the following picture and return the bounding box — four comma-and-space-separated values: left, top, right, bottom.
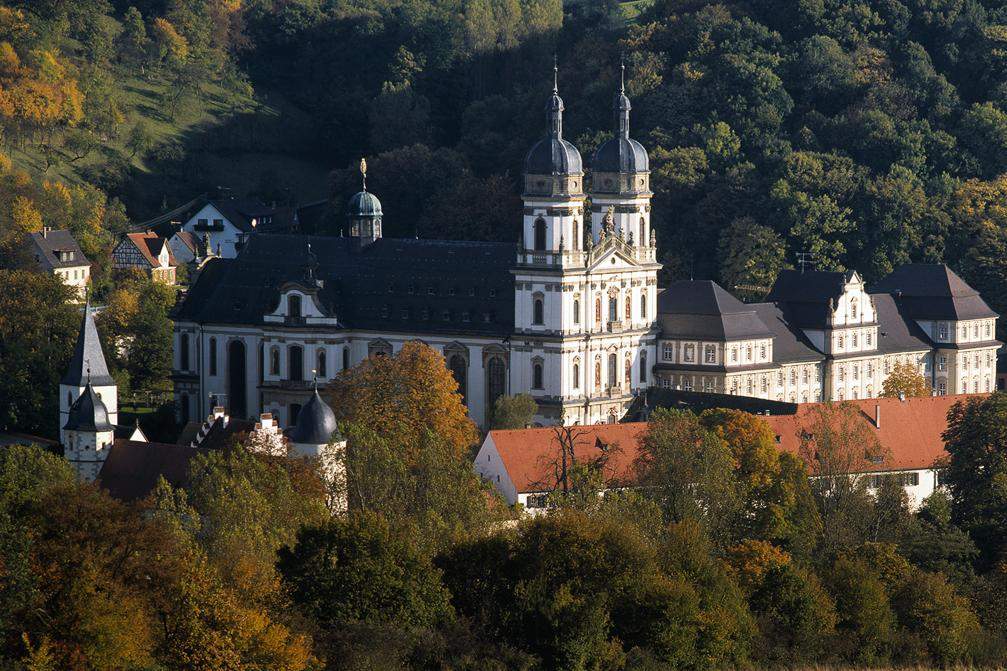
288, 381, 346, 512
63, 379, 116, 481
60, 298, 118, 446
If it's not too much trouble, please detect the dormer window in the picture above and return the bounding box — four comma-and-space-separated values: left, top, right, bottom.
850, 298, 858, 320
288, 294, 302, 319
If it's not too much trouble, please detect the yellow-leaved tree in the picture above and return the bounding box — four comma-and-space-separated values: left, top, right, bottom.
881, 360, 930, 398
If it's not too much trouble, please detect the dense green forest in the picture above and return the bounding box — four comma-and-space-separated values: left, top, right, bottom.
5, 0, 1007, 311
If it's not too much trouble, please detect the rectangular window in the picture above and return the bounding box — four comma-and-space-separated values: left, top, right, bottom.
684, 345, 694, 363
662, 343, 674, 362
705, 346, 716, 363
938, 355, 946, 371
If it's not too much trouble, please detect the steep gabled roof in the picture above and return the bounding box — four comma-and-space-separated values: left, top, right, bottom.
657, 281, 773, 341
873, 264, 997, 321
27, 229, 89, 270
749, 302, 824, 362
122, 232, 176, 268
61, 303, 114, 387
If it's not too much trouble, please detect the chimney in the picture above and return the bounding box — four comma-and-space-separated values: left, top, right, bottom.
874, 403, 881, 429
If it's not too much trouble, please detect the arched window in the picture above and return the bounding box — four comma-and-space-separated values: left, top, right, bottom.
534, 217, 546, 251
640, 291, 647, 319
209, 337, 217, 375
595, 297, 602, 326
342, 346, 350, 371
573, 359, 581, 389
640, 351, 647, 383
289, 294, 302, 319
487, 357, 506, 408
625, 297, 631, 321
608, 353, 617, 388
317, 349, 327, 378
289, 345, 304, 381
290, 403, 302, 426
449, 354, 467, 404
180, 332, 190, 371
609, 297, 618, 322
573, 299, 580, 325
270, 346, 280, 375
533, 297, 544, 325
532, 361, 543, 390
573, 221, 580, 250
624, 358, 631, 386
594, 356, 602, 392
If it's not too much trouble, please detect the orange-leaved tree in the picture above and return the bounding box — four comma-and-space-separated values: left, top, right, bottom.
326, 341, 478, 460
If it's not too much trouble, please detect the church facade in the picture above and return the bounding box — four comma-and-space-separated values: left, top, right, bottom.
171, 69, 999, 428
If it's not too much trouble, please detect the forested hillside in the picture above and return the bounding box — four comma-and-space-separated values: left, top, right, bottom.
5, 0, 1007, 311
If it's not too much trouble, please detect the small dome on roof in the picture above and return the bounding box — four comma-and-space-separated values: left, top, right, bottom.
288, 388, 340, 445
593, 136, 649, 174
524, 137, 584, 176
347, 190, 382, 218
64, 382, 113, 433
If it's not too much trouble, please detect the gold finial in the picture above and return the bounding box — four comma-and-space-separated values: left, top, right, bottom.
359, 157, 367, 190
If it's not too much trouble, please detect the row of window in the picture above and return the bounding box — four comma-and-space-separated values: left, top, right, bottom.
937, 321, 993, 341
661, 341, 770, 365
530, 352, 649, 392
60, 268, 86, 281
834, 329, 874, 350
532, 293, 648, 327
380, 306, 495, 323
386, 284, 499, 298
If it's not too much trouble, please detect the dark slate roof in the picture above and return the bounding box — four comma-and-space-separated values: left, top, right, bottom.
27, 229, 89, 269
872, 264, 997, 320
872, 293, 933, 354
64, 383, 113, 432
593, 137, 649, 174
61, 304, 114, 387
287, 389, 340, 445
347, 190, 382, 217
98, 440, 205, 501
208, 198, 281, 233
750, 303, 825, 363
766, 270, 849, 304
657, 281, 773, 341
175, 234, 516, 337
524, 137, 583, 175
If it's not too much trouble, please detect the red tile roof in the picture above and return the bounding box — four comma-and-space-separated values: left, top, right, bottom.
486, 394, 984, 493
124, 232, 176, 268
488, 423, 648, 494
763, 394, 984, 473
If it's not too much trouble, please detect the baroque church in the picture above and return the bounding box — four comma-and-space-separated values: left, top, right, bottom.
171, 65, 1000, 428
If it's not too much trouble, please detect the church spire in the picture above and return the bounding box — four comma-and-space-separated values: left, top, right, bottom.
615, 55, 631, 139
62, 295, 113, 387
547, 54, 564, 140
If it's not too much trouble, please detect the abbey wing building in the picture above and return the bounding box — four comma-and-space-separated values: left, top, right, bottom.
172, 72, 999, 428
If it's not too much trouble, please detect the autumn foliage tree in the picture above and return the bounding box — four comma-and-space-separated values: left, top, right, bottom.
881, 361, 931, 399
326, 341, 478, 460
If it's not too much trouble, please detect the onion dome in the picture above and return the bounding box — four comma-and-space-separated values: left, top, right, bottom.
64, 382, 113, 432
288, 387, 340, 445
347, 189, 382, 218
592, 62, 649, 175
523, 58, 583, 177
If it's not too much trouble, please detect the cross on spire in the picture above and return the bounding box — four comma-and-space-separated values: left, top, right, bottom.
620, 53, 626, 94
552, 53, 558, 94
359, 157, 367, 191
796, 251, 813, 273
